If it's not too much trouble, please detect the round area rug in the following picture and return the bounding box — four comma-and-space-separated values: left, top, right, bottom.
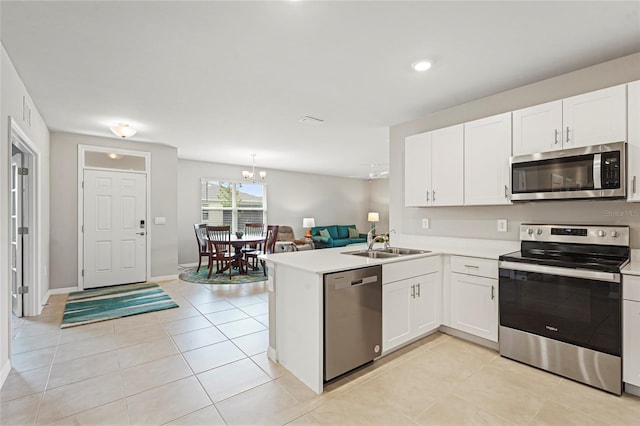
179, 265, 267, 284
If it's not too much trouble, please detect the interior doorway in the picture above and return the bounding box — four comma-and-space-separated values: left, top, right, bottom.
9, 123, 37, 319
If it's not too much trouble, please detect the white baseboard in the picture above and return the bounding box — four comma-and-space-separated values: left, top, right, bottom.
47, 286, 78, 296
268, 346, 278, 362
625, 382, 640, 397
179, 263, 198, 268
150, 274, 178, 282
1, 359, 11, 387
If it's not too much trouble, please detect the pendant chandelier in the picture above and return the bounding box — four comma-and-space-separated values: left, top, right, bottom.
242, 154, 266, 183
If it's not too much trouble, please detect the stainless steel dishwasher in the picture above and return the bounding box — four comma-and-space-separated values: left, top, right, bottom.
324, 265, 382, 381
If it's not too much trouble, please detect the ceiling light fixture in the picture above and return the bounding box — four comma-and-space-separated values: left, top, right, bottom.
109, 123, 137, 138
412, 59, 432, 72
242, 154, 266, 183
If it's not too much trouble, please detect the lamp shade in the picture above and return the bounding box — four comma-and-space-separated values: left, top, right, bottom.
303, 217, 315, 228
367, 212, 380, 222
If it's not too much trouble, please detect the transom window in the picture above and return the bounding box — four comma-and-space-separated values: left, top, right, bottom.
200, 180, 266, 232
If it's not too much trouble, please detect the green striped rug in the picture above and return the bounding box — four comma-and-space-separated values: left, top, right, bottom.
61, 283, 178, 328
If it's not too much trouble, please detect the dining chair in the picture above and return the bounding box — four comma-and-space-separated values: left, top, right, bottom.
243, 223, 265, 268
245, 225, 279, 277
193, 224, 212, 272
206, 225, 243, 278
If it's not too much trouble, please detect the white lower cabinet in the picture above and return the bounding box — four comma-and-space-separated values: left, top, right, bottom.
449, 256, 499, 342
623, 275, 640, 388
383, 257, 441, 353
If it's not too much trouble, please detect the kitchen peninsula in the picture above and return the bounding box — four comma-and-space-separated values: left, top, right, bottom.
260, 235, 519, 394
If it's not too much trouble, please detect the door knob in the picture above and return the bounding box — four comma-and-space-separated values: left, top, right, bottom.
136, 232, 145, 236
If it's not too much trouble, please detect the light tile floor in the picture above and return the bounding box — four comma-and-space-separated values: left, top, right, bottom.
3, 278, 640, 425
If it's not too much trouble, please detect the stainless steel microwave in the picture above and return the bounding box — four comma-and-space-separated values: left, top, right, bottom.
510, 142, 626, 201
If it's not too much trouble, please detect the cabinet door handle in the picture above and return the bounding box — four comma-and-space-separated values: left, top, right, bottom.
464, 264, 479, 269
426, 190, 429, 202
565, 126, 570, 143
416, 283, 421, 298
432, 190, 436, 202
633, 176, 637, 194
491, 285, 495, 300
411, 284, 415, 299
554, 129, 559, 145
504, 185, 508, 199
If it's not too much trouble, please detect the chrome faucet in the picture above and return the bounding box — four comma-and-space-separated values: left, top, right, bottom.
385, 229, 396, 249
368, 235, 387, 251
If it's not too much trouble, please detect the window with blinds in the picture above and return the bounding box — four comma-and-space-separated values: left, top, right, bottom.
200, 180, 266, 232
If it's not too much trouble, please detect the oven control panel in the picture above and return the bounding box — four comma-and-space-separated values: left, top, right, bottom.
520, 224, 629, 246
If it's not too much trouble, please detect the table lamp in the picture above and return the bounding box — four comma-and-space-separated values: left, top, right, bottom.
303, 217, 315, 238
367, 212, 379, 232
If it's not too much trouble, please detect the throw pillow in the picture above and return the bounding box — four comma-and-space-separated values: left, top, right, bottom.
319, 229, 331, 239
348, 227, 359, 238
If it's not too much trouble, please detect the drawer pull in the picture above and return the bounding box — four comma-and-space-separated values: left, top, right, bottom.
491, 285, 495, 300
411, 284, 415, 299
416, 283, 421, 297
464, 264, 480, 268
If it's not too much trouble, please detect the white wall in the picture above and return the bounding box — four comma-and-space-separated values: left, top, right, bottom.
1, 44, 50, 385
390, 52, 640, 248
369, 178, 389, 234
178, 159, 371, 265
49, 132, 178, 289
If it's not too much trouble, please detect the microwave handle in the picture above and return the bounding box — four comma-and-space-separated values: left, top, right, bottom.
593, 153, 602, 190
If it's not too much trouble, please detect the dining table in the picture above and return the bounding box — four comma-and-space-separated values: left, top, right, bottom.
207, 234, 266, 275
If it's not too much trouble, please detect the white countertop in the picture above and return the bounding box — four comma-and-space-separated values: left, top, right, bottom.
623, 249, 640, 276
260, 234, 520, 274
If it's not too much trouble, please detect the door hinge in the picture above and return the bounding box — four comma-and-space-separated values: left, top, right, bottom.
17, 286, 29, 294
82, 269, 84, 277
82, 224, 84, 233
18, 167, 28, 175
82, 181, 84, 188
18, 227, 28, 235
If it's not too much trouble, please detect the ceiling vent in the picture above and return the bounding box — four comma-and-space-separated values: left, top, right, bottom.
299, 116, 324, 125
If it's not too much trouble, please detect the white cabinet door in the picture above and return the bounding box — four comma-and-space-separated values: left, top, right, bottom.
412, 272, 442, 335
562, 84, 627, 149
405, 132, 431, 207
628, 81, 640, 202
623, 300, 640, 387
450, 272, 498, 342
383, 279, 413, 352
464, 112, 512, 205
431, 124, 464, 206
513, 100, 562, 156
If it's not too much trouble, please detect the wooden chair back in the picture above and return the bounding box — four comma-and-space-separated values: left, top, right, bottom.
206, 225, 232, 258
244, 223, 265, 236
264, 225, 279, 255
194, 224, 209, 254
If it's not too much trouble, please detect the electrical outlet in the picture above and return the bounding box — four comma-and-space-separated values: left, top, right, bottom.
422, 218, 430, 229
497, 219, 508, 232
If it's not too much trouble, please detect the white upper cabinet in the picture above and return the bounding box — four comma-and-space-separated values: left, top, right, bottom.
404, 124, 463, 207
562, 84, 627, 149
628, 80, 640, 202
513, 100, 563, 156
404, 132, 431, 207
431, 124, 464, 206
513, 85, 627, 156
464, 112, 512, 205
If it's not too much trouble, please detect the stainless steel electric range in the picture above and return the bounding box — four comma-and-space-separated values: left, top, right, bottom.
499, 224, 630, 395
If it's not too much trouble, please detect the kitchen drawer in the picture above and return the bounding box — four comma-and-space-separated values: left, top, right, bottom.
450, 256, 497, 279
624, 275, 640, 302
383, 256, 440, 284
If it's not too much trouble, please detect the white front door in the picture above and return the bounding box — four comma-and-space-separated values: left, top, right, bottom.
83, 169, 147, 289
11, 152, 24, 317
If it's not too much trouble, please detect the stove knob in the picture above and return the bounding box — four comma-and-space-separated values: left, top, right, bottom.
536, 229, 543, 235
611, 231, 618, 238
526, 228, 534, 236
597, 230, 607, 238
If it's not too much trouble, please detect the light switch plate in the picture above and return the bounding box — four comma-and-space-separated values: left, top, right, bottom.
422, 218, 430, 229
154, 217, 166, 225
497, 219, 508, 232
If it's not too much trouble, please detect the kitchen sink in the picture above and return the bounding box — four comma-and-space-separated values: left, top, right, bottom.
346, 251, 400, 259
343, 247, 430, 259
376, 247, 430, 255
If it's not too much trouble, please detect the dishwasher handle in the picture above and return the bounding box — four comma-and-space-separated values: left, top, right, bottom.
331, 274, 378, 289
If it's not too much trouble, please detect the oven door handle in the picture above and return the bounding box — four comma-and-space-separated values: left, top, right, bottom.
498, 261, 620, 283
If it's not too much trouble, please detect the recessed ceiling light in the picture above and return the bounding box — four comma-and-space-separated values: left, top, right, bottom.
412, 60, 432, 72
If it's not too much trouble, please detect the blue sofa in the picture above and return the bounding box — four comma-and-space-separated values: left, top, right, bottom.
310, 225, 367, 249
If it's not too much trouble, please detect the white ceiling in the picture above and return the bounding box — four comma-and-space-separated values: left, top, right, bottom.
2, 1, 639, 179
